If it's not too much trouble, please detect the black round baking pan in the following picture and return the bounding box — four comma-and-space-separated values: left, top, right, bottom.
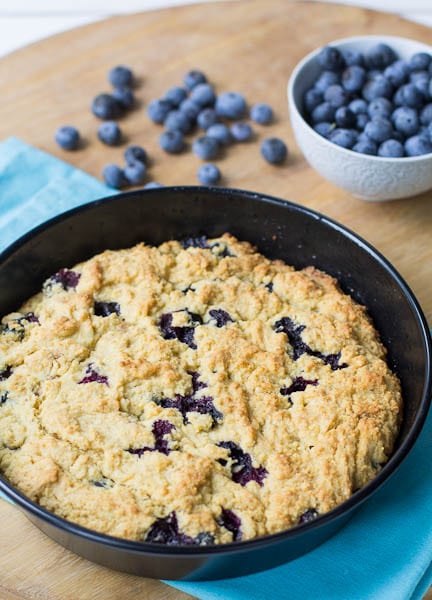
0, 186, 430, 581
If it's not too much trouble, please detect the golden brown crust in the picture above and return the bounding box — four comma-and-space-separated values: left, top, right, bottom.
0, 234, 402, 544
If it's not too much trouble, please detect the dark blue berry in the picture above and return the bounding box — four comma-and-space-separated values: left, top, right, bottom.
164, 110, 192, 134
368, 97, 393, 119
97, 121, 121, 146
208, 309, 233, 327
179, 98, 201, 120
193, 135, 219, 159
311, 102, 336, 123
108, 65, 133, 88
128, 420, 175, 456
125, 161, 146, 185
197, 163, 221, 185
341, 66, 366, 92
190, 83, 216, 107
159, 310, 202, 349
230, 121, 253, 142
313, 122, 334, 137
329, 128, 357, 149
112, 87, 134, 110
352, 139, 377, 155
91, 93, 121, 120
364, 117, 393, 143
316, 46, 345, 71
304, 88, 324, 113
124, 145, 147, 165
147, 99, 172, 124
410, 52, 431, 72
215, 92, 247, 119
183, 69, 207, 91
102, 164, 125, 189
144, 182, 164, 189
0, 366, 12, 381
160, 130, 185, 154
197, 108, 219, 130
348, 98, 368, 114
335, 107, 355, 128
164, 86, 187, 107
280, 377, 318, 403
392, 107, 419, 137
145, 511, 195, 545
314, 71, 340, 93
180, 235, 210, 249
250, 103, 273, 124
207, 123, 232, 145
260, 137, 287, 163
341, 48, 364, 67
405, 135, 432, 156
299, 509, 319, 524
217, 508, 242, 541
409, 70, 429, 84
94, 301, 120, 317
420, 103, 432, 126
79, 364, 108, 385
0, 392, 9, 405
46, 269, 80, 291
355, 113, 370, 130
378, 139, 404, 157
384, 60, 410, 87
55, 126, 80, 150
324, 84, 350, 108
394, 84, 424, 109
365, 43, 397, 69
414, 78, 430, 103
217, 441, 268, 487
362, 76, 393, 101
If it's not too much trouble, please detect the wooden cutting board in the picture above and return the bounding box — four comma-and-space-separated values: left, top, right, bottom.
0, 1, 431, 598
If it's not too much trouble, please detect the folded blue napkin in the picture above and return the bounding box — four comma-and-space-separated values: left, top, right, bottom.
0, 137, 431, 600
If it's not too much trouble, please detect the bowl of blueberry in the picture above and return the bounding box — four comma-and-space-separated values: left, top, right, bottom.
288, 35, 432, 201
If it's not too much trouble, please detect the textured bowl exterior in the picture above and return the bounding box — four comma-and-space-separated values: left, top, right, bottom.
288, 36, 432, 201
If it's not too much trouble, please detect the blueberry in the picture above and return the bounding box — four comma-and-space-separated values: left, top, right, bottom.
299, 509, 319, 524
420, 103, 432, 125
364, 117, 393, 143
217, 508, 242, 541
392, 106, 419, 137
144, 511, 195, 545
304, 88, 324, 113
365, 43, 397, 69
180, 235, 210, 249
91, 93, 121, 120
384, 60, 410, 87
217, 441, 268, 487
348, 98, 368, 114
45, 269, 80, 291
313, 122, 334, 137
368, 97, 393, 119
414, 78, 430, 102
128, 420, 175, 456
329, 128, 357, 149
352, 139, 377, 155
362, 76, 393, 101
160, 130, 185, 154
215, 92, 247, 119
0, 366, 12, 381
355, 113, 370, 130
164, 110, 192, 134
341, 48, 364, 67
394, 84, 424, 108
125, 161, 146, 185
260, 137, 287, 164
190, 83, 216, 107
230, 121, 253, 142
124, 145, 147, 165
164, 86, 187, 107
197, 108, 219, 130
147, 99, 172, 124
410, 70, 429, 84
94, 301, 120, 317
55, 126, 80, 150
144, 181, 164, 189
192, 135, 219, 159
208, 309, 233, 327
197, 163, 221, 185
79, 364, 108, 385
410, 52, 431, 72
335, 107, 355, 128
250, 103, 273, 124
280, 377, 318, 398
314, 70, 340, 93
324, 84, 350, 108
108, 65, 133, 88
183, 69, 207, 91
112, 87, 134, 110
341, 66, 366, 92
179, 98, 201, 120
405, 134, 432, 156
316, 46, 345, 71
378, 139, 404, 157
207, 123, 232, 145
97, 121, 121, 146
311, 102, 336, 123
102, 164, 125, 189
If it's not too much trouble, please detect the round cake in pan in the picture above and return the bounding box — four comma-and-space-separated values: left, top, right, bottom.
0, 234, 402, 545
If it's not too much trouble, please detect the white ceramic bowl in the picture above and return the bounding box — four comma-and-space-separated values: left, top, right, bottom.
288, 35, 432, 202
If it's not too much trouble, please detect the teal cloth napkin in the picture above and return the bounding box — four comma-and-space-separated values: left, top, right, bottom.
0, 137, 432, 600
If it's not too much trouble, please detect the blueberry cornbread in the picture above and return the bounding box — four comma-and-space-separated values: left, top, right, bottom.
0, 234, 402, 545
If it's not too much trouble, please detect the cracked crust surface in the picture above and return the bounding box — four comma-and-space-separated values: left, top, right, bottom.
0, 234, 402, 544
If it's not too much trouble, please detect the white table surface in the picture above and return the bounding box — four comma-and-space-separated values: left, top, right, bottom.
1, 0, 431, 59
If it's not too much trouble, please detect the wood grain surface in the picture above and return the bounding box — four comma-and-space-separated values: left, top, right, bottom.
0, 1, 431, 598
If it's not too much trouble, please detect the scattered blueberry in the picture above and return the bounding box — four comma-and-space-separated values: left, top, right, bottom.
392, 107, 419, 137
128, 420, 175, 456
217, 508, 242, 541
164, 110, 192, 134
78, 364, 109, 385
55, 126, 80, 150
164, 86, 188, 107
364, 117, 393, 143
112, 87, 134, 110
94, 301, 120, 317
197, 163, 221, 185
405, 134, 432, 156
260, 137, 288, 163
250, 103, 273, 125
299, 509, 319, 524
365, 43, 397, 69
316, 46, 345, 72
208, 308, 233, 327
108, 65, 133, 88
352, 139, 377, 155
215, 92, 247, 119
329, 128, 357, 149
217, 441, 268, 487
367, 97, 393, 119
45, 268, 80, 291
197, 108, 219, 130
97, 121, 121, 146
342, 66, 366, 92
144, 181, 164, 189
147, 99, 172, 124
207, 123, 232, 145
160, 130, 185, 154
180, 235, 210, 249
103, 164, 125, 189
192, 135, 219, 159
179, 98, 201, 120
125, 160, 146, 185
378, 139, 404, 157
91, 93, 121, 120
0, 366, 12, 381
230, 121, 253, 142
124, 145, 147, 165
2, 312, 39, 341
158, 310, 202, 349
335, 107, 356, 128
145, 511, 211, 545
183, 69, 207, 91
280, 376, 318, 397
190, 83, 216, 107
